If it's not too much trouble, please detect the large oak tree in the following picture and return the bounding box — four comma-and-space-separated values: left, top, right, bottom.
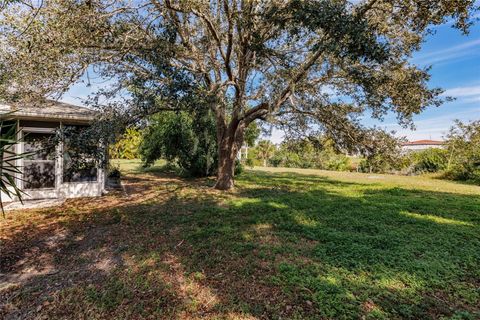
0, 0, 477, 189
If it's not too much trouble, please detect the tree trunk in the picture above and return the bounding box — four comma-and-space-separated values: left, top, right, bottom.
214, 121, 245, 190
215, 137, 239, 190
215, 148, 236, 190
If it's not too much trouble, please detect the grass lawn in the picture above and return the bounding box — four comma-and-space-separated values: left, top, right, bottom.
1, 160, 479, 319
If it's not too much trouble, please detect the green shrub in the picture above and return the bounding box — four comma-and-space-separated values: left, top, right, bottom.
270, 150, 307, 168
358, 156, 395, 173
443, 120, 480, 183
110, 127, 142, 159
267, 137, 351, 171
356, 130, 405, 174
140, 110, 217, 177
410, 148, 448, 173
446, 163, 480, 183
323, 155, 350, 171
245, 157, 255, 168
234, 159, 244, 175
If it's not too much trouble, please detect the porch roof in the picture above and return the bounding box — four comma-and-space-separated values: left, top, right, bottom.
0, 100, 97, 123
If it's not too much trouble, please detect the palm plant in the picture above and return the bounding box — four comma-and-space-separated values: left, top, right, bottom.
0, 112, 29, 216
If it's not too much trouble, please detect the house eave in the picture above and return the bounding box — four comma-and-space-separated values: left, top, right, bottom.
9, 113, 94, 124
0, 100, 97, 123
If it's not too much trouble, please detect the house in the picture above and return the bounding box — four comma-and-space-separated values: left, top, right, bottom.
0, 100, 106, 202
401, 139, 445, 152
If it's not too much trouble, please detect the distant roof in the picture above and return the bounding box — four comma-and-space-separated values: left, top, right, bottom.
0, 100, 96, 122
402, 140, 444, 146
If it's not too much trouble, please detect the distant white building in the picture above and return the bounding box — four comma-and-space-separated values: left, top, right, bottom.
237, 145, 249, 161
401, 140, 445, 152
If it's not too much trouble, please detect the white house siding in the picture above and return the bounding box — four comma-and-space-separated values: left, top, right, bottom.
402, 144, 445, 151
401, 140, 445, 152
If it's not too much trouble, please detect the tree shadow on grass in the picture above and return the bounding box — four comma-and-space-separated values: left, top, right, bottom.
1, 171, 479, 319
177, 174, 479, 318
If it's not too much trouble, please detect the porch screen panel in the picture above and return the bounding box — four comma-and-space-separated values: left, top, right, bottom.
63, 125, 98, 183
23, 132, 56, 189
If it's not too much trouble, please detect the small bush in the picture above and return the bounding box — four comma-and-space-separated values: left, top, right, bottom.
358, 154, 406, 174
107, 168, 121, 179
323, 155, 350, 171
245, 157, 255, 168
410, 148, 449, 173
110, 127, 142, 160
234, 159, 244, 175
443, 120, 480, 183
266, 137, 351, 171
270, 151, 307, 168
140, 110, 217, 177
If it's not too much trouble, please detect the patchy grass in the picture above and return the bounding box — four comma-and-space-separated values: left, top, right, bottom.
1, 161, 479, 319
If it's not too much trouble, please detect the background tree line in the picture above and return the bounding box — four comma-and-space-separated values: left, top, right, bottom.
111, 117, 480, 184
354, 120, 480, 183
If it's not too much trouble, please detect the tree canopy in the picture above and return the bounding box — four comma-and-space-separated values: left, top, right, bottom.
0, 0, 477, 189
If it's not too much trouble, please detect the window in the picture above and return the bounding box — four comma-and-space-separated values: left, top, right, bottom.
63, 125, 98, 183
23, 132, 56, 189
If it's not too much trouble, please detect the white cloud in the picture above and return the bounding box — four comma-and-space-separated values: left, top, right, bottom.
442, 85, 480, 105
463, 96, 480, 103
413, 38, 480, 65
386, 106, 480, 140
442, 85, 480, 98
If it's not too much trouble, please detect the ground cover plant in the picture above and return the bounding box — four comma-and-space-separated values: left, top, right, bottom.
1, 160, 479, 319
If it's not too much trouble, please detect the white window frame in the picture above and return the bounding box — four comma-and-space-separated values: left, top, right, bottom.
19, 126, 59, 192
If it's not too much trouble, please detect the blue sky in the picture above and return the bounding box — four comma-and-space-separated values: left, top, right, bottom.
62, 15, 480, 144
377, 18, 480, 142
